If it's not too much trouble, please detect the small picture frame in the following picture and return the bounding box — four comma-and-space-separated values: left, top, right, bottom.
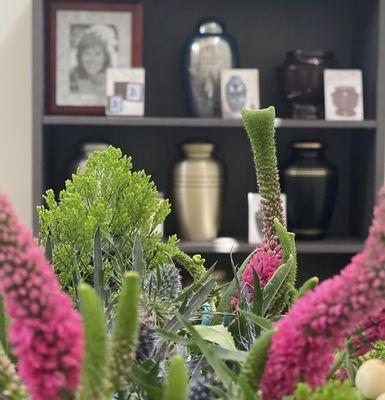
106, 68, 145, 116
324, 69, 364, 121
220, 69, 260, 119
248, 193, 287, 244
47, 1, 143, 115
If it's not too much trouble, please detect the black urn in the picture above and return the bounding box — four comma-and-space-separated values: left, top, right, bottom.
278, 50, 338, 119
280, 141, 338, 239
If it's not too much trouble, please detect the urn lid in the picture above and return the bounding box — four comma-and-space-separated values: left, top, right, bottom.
286, 50, 336, 66
182, 142, 215, 158
197, 18, 225, 34
81, 142, 109, 154
292, 141, 324, 150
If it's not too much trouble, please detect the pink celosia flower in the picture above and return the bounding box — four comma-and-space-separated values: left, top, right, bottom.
231, 244, 282, 309
260, 188, 385, 400
0, 194, 83, 400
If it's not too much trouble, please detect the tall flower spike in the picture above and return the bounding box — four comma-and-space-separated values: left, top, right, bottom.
241, 106, 284, 249
232, 108, 289, 310
260, 187, 385, 399
0, 194, 84, 400
110, 272, 140, 391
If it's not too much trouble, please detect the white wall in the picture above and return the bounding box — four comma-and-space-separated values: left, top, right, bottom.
0, 1, 32, 227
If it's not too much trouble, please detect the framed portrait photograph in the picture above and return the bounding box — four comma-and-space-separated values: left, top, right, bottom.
220, 69, 260, 119
106, 68, 145, 116
47, 1, 143, 115
324, 69, 364, 121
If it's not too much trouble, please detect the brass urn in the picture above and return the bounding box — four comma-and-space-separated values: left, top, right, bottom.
173, 142, 224, 241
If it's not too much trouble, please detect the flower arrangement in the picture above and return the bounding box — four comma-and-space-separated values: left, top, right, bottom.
1, 106, 385, 399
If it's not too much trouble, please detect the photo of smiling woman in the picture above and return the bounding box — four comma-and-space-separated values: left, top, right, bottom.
70, 25, 117, 97
54, 7, 139, 110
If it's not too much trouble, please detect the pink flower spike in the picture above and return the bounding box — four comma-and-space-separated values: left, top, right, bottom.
260, 187, 385, 399
0, 194, 84, 400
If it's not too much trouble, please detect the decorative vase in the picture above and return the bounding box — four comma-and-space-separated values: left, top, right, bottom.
173, 142, 224, 241
278, 50, 338, 119
181, 18, 238, 118
332, 86, 359, 116
280, 141, 338, 239
70, 142, 109, 174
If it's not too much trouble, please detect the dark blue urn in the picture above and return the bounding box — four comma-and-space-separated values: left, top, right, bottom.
181, 18, 239, 117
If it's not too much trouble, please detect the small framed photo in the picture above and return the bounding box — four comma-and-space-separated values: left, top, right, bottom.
221, 69, 260, 119
47, 1, 143, 115
248, 193, 287, 244
106, 68, 145, 116
324, 69, 364, 121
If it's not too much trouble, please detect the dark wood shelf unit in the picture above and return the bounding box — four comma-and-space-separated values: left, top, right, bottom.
33, 0, 385, 280
43, 115, 377, 129
178, 237, 364, 255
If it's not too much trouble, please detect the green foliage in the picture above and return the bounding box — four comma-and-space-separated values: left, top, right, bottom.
0, 342, 26, 400
37, 146, 201, 301
285, 381, 363, 400
77, 284, 109, 400
239, 330, 274, 392
163, 355, 189, 400
0, 295, 8, 356
297, 277, 319, 299
262, 255, 294, 317
110, 272, 140, 391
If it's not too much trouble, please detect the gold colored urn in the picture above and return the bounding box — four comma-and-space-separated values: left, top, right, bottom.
173, 142, 224, 241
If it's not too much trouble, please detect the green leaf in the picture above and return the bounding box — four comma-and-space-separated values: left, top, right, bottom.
129, 364, 164, 400
252, 268, 263, 316
274, 219, 295, 264
163, 355, 188, 400
238, 376, 261, 400
238, 310, 273, 331
0, 295, 8, 356
93, 228, 104, 304
178, 314, 236, 390
158, 329, 247, 363
175, 263, 216, 302
194, 325, 236, 351
212, 251, 253, 325
44, 233, 52, 263
133, 233, 145, 279
78, 283, 109, 400
110, 272, 140, 391
297, 276, 319, 299
239, 330, 275, 392
262, 255, 293, 316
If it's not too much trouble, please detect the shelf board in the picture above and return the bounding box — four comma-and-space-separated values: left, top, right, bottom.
43, 115, 377, 129
178, 237, 364, 254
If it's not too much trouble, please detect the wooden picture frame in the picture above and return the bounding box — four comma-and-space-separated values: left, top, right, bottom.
46, 1, 143, 115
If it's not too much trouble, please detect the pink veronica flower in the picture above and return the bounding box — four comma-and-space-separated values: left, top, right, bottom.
260, 188, 385, 399
0, 194, 84, 400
